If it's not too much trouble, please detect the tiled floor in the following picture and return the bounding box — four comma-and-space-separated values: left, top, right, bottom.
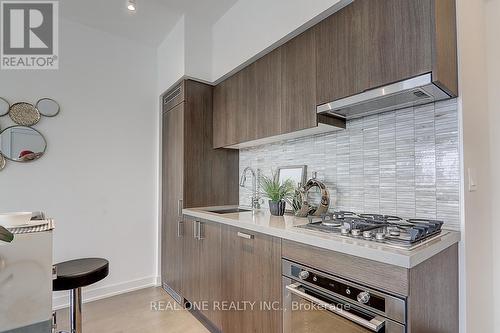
56, 287, 209, 333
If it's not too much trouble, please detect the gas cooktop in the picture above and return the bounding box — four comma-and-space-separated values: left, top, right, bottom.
296, 211, 445, 250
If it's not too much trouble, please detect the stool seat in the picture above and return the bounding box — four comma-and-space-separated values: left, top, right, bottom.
53, 258, 109, 291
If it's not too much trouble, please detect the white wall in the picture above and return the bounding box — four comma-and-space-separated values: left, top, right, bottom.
456, 0, 495, 331
0, 19, 158, 308
485, 0, 500, 331
211, 0, 350, 80
156, 0, 352, 93
184, 14, 213, 83
157, 16, 185, 95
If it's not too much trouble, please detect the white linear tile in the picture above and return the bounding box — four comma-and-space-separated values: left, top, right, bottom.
239, 100, 460, 230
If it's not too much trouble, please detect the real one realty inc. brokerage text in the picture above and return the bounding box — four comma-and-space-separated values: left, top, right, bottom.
151, 300, 350, 312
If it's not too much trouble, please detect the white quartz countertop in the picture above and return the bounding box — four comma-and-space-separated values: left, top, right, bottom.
183, 206, 461, 269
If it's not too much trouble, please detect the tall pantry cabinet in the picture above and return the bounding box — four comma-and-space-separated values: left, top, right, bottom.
160, 79, 239, 303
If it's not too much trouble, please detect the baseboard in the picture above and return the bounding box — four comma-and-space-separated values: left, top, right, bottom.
154, 275, 162, 286
53, 276, 159, 310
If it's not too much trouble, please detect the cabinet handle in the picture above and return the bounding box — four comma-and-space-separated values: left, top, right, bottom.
177, 221, 183, 237
177, 199, 183, 218
198, 222, 204, 240
193, 221, 198, 239
237, 232, 254, 240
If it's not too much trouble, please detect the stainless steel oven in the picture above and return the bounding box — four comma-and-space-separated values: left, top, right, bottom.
282, 260, 406, 333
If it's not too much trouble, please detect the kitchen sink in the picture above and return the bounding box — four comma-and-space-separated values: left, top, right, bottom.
208, 208, 252, 214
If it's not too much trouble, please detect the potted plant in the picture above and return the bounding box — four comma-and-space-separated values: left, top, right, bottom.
259, 172, 295, 216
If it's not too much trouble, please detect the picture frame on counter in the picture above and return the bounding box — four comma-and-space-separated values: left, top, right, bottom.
277, 165, 307, 212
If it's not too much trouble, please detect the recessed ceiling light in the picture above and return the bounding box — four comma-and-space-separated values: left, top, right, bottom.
127, 0, 136, 12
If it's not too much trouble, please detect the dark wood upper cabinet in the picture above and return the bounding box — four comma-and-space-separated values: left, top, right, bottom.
213, 76, 239, 148
316, 2, 364, 104
281, 28, 318, 134
161, 80, 239, 300
237, 65, 255, 143
213, 0, 457, 148
252, 48, 282, 140
213, 50, 283, 148
213, 27, 326, 148
431, 0, 458, 96
363, 0, 432, 91
317, 0, 457, 105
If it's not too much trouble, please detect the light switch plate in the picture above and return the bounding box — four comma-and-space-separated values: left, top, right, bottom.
468, 168, 478, 192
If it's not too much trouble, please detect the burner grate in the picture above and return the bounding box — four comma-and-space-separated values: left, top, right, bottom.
297, 212, 444, 249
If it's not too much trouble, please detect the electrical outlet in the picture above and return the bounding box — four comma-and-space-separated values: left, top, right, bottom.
468, 168, 478, 192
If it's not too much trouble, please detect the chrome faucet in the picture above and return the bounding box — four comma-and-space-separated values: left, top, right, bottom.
240, 167, 261, 209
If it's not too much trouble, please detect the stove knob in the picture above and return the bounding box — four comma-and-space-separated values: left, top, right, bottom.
363, 231, 373, 239
298, 270, 310, 280
357, 291, 371, 304
351, 229, 361, 237
340, 226, 350, 235
375, 232, 386, 240
390, 230, 401, 236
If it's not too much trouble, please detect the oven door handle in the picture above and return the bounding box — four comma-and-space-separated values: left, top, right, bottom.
286, 283, 386, 332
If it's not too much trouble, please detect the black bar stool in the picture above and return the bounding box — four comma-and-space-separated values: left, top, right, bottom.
53, 258, 109, 333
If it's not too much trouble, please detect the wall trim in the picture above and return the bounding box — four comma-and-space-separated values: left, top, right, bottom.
53, 276, 160, 310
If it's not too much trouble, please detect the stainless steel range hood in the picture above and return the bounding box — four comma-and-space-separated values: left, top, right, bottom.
317, 74, 452, 120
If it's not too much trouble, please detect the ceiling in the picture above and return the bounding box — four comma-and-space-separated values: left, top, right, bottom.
61, 0, 238, 46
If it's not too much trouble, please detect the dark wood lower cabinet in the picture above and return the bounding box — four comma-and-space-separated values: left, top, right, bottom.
181, 219, 199, 303
220, 225, 282, 333
179, 219, 458, 332
182, 219, 223, 331
180, 221, 282, 333
198, 221, 223, 329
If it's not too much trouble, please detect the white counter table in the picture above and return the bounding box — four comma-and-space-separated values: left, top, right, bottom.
183, 206, 460, 269
0, 221, 54, 333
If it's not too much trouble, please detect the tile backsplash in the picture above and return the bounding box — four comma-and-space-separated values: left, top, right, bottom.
239, 99, 460, 230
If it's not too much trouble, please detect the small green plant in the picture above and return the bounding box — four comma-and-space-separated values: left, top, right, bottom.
291, 188, 303, 214
259, 171, 295, 202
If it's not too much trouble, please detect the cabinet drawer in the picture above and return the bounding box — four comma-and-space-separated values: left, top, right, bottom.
282, 239, 409, 296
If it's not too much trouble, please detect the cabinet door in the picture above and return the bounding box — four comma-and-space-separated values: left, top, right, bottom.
221, 226, 282, 333
316, 2, 365, 104
316, 0, 432, 104
363, 0, 432, 90
250, 48, 282, 140
281, 28, 317, 134
213, 74, 239, 148
198, 221, 222, 330
181, 219, 223, 330
161, 103, 184, 294
181, 219, 199, 303
237, 65, 255, 143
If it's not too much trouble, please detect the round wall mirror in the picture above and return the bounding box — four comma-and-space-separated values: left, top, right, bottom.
36, 98, 60, 117
0, 98, 9, 117
0, 126, 47, 162
9, 102, 41, 126
0, 154, 5, 170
